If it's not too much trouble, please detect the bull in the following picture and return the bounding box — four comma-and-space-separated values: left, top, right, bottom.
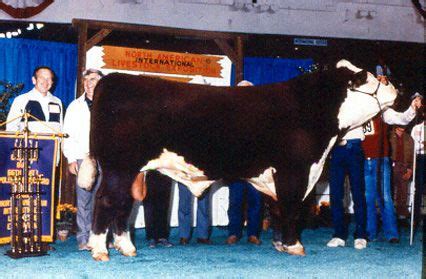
78, 60, 397, 261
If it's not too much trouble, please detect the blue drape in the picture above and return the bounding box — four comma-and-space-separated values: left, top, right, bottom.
231, 57, 313, 85
0, 38, 77, 108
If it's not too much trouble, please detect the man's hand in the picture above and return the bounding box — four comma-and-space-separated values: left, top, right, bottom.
402, 168, 413, 181
68, 162, 79, 175
411, 97, 422, 110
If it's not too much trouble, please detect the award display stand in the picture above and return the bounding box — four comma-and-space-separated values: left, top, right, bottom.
5, 113, 48, 258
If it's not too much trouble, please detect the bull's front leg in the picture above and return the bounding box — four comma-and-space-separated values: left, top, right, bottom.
275, 169, 306, 256
89, 169, 136, 261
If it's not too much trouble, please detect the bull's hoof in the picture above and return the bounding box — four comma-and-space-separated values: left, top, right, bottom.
92, 252, 110, 262
122, 250, 137, 257
114, 244, 137, 257
283, 241, 306, 256
272, 241, 285, 252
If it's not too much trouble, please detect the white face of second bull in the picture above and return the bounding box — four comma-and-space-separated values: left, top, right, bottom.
336, 60, 397, 131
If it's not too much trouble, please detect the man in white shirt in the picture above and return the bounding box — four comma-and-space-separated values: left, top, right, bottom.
6, 66, 63, 133
63, 68, 104, 250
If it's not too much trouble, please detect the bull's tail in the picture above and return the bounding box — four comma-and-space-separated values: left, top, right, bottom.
77, 155, 98, 191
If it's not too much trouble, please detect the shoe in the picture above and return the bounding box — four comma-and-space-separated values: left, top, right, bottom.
78, 243, 90, 251
354, 238, 367, 250
180, 237, 189, 245
148, 239, 156, 248
226, 235, 239, 245
389, 238, 399, 244
248, 235, 262, 245
272, 240, 285, 252
157, 238, 173, 247
327, 237, 345, 248
196, 238, 212, 245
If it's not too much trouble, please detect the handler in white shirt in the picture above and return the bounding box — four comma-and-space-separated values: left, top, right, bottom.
63, 68, 104, 251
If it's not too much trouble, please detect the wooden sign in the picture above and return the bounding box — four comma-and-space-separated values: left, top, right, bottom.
102, 46, 223, 77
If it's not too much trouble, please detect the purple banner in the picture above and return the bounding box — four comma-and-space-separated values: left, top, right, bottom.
0, 134, 58, 244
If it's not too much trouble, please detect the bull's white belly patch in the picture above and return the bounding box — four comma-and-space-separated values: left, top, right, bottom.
140, 149, 278, 200
303, 135, 337, 200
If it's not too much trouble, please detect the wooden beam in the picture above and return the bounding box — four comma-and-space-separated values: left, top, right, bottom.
76, 22, 88, 98
86, 28, 112, 50
234, 36, 244, 85
213, 39, 238, 64
72, 18, 247, 41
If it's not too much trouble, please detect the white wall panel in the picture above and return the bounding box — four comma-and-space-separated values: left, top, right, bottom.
0, 0, 423, 42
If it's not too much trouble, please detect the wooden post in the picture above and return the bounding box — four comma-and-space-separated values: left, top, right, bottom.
75, 22, 87, 98
235, 36, 244, 85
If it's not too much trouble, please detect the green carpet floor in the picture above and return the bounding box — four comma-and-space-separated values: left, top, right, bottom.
0, 225, 423, 279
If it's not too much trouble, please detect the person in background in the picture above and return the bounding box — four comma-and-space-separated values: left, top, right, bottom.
6, 66, 63, 133
389, 125, 413, 221
410, 93, 425, 229
375, 57, 391, 84
62, 68, 104, 250
178, 74, 212, 245
362, 82, 421, 243
226, 80, 263, 246
327, 123, 367, 250
143, 171, 173, 248
178, 183, 212, 245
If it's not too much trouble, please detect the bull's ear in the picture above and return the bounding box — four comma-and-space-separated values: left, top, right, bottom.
348, 70, 368, 88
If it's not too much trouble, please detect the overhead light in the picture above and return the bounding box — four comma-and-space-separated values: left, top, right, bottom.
366, 12, 373, 20
17, 29, 21, 34
11, 31, 18, 36
6, 32, 12, 38
0, 33, 5, 38
36, 23, 44, 29
269, 4, 278, 12
355, 10, 363, 19
366, 11, 376, 20
233, 0, 244, 9
27, 23, 34, 30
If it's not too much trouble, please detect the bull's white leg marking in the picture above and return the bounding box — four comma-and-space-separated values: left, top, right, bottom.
282, 241, 305, 256
304, 135, 338, 200
77, 156, 98, 190
113, 231, 136, 257
88, 230, 109, 261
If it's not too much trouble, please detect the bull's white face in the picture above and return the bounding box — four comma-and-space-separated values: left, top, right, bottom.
336, 60, 397, 130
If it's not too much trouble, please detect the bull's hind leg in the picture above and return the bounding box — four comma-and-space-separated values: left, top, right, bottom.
89, 169, 136, 261
111, 195, 136, 257
275, 170, 306, 256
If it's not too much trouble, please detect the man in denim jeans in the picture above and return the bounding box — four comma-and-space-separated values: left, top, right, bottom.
328, 125, 367, 250
362, 104, 417, 243
362, 88, 421, 243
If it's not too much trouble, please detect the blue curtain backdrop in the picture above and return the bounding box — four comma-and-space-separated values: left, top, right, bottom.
0, 38, 77, 108
231, 57, 313, 85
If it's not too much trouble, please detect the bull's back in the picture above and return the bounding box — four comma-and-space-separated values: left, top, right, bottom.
90, 70, 348, 177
